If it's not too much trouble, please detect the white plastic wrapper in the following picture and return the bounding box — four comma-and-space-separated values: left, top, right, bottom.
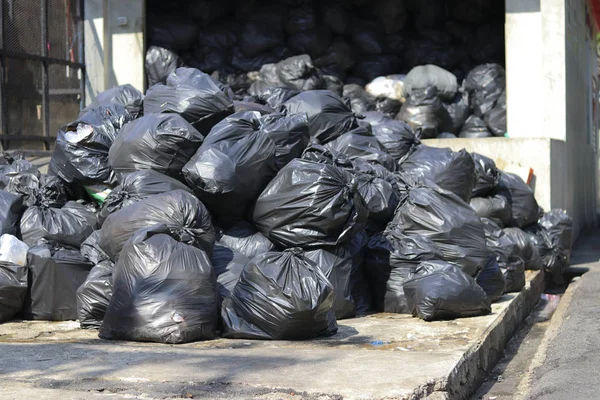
365, 75, 406, 101
0, 234, 29, 266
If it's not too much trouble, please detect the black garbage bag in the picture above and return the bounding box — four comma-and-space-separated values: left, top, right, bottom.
503, 228, 543, 271
485, 89, 506, 136
0, 262, 28, 322
99, 170, 192, 223
221, 249, 338, 339
99, 226, 218, 343
463, 64, 506, 118
374, 98, 402, 118
352, 55, 402, 83
481, 218, 525, 293
20, 201, 97, 248
49, 104, 134, 185
24, 243, 94, 320
470, 195, 511, 227
211, 243, 249, 301
232, 100, 274, 115
282, 90, 358, 144
321, 2, 350, 35
253, 55, 325, 92
305, 231, 368, 319
145, 46, 184, 87
362, 112, 419, 162
356, 173, 399, 234
343, 84, 376, 115
527, 210, 573, 284
22, 175, 72, 209
442, 91, 470, 134
403, 261, 491, 321
80, 230, 110, 265
325, 124, 396, 171
398, 146, 477, 203
392, 182, 488, 276
0, 190, 23, 236
183, 111, 309, 221
253, 159, 368, 249
148, 19, 198, 52
85, 84, 144, 118
459, 115, 492, 138
314, 40, 357, 78
494, 172, 540, 229
97, 190, 216, 262
476, 256, 505, 302
143, 67, 234, 135
258, 87, 301, 109
0, 155, 41, 199
404, 65, 458, 101
323, 74, 344, 96
288, 29, 332, 58
76, 260, 114, 329
369, 0, 407, 34
364, 229, 442, 313
108, 113, 204, 180
285, 6, 317, 34
218, 221, 276, 259
239, 21, 285, 58
231, 46, 292, 72
472, 153, 501, 197
396, 86, 450, 139
437, 132, 457, 139
351, 19, 386, 55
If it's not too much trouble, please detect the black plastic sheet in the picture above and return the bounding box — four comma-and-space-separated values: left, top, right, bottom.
0, 261, 28, 322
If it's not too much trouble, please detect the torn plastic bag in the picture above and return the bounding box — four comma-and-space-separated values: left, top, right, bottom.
211, 243, 249, 301
398, 146, 476, 203
494, 172, 540, 229
304, 232, 368, 319
145, 46, 184, 87
459, 115, 492, 138
143, 67, 234, 135
76, 260, 114, 329
503, 228, 543, 271
0, 234, 28, 266
20, 201, 97, 248
182, 111, 307, 221
84, 84, 144, 118
325, 124, 396, 171
442, 91, 470, 134
472, 153, 501, 197
364, 229, 443, 313
96, 189, 216, 262
108, 113, 204, 180
24, 243, 94, 320
282, 90, 358, 144
475, 256, 505, 302
0, 190, 23, 236
0, 262, 28, 322
99, 170, 192, 223
49, 104, 134, 185
463, 64, 506, 118
221, 249, 338, 340
485, 89, 506, 136
362, 112, 419, 162
356, 173, 399, 234
404, 65, 458, 101
470, 195, 511, 227
218, 221, 276, 259
253, 159, 368, 249
403, 261, 491, 321
99, 226, 218, 343
392, 182, 488, 276
396, 86, 450, 139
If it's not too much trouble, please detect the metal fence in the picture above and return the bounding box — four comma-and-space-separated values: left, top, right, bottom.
0, 0, 85, 152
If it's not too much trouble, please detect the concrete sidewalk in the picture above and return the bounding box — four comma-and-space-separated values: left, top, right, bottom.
525, 230, 600, 400
0, 271, 543, 400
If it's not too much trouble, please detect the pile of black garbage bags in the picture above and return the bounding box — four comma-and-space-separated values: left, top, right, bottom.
145, 0, 507, 139
0, 66, 571, 345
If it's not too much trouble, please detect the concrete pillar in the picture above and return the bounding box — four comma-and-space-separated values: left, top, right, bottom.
84, 0, 145, 106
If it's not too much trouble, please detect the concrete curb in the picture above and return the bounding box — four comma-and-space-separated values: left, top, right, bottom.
410, 270, 546, 400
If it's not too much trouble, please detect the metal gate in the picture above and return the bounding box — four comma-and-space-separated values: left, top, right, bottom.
0, 0, 85, 152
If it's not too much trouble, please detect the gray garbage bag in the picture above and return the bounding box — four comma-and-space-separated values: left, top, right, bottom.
211, 244, 249, 301
108, 114, 205, 180
221, 249, 338, 340
253, 159, 368, 249
463, 64, 506, 118
459, 115, 492, 138
403, 261, 491, 321
404, 64, 458, 101
84, 84, 144, 118
145, 46, 183, 87
99, 226, 218, 343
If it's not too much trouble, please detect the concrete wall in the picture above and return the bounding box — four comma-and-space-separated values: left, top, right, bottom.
84, 0, 145, 105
